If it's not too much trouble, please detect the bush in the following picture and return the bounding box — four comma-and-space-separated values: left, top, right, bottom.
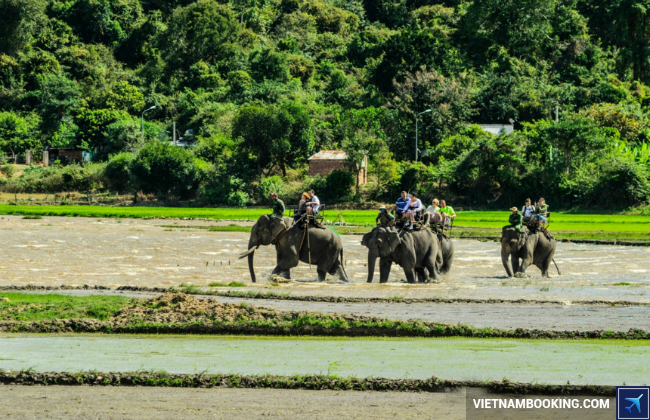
130, 142, 202, 199
257, 175, 285, 204
103, 153, 135, 192
0, 164, 16, 178
61, 164, 102, 192
227, 190, 250, 207
325, 169, 355, 201
589, 159, 650, 208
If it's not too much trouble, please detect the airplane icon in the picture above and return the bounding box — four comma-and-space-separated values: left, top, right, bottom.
625, 395, 643, 414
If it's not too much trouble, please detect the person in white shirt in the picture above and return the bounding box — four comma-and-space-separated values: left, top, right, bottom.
404, 192, 423, 229
521, 198, 535, 223
308, 189, 320, 215
425, 198, 441, 225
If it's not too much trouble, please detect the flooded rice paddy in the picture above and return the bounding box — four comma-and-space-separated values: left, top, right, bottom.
1, 334, 648, 385
0, 216, 647, 303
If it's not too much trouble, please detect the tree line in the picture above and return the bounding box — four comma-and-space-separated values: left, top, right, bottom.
0, 0, 649, 209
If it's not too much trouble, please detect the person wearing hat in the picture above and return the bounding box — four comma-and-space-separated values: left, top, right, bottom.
509, 206, 523, 233
376, 205, 395, 227
269, 192, 287, 244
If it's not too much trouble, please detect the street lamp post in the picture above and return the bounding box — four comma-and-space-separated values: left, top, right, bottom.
141, 106, 156, 143
415, 109, 432, 161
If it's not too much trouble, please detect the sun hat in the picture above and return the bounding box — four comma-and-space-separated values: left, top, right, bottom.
510, 207, 518, 211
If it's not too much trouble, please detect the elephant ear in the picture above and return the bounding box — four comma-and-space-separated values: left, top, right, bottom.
361, 231, 373, 247
388, 231, 401, 253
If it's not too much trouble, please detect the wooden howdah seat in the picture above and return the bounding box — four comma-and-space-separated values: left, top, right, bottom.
291, 204, 326, 224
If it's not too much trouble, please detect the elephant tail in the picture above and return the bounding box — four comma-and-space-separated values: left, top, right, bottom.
339, 249, 349, 281
552, 258, 561, 275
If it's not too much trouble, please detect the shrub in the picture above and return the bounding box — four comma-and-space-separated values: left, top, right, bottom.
257, 175, 285, 204
103, 153, 135, 192
130, 142, 202, 199
325, 169, 354, 201
590, 159, 650, 208
61, 164, 102, 192
227, 190, 250, 207
0, 164, 16, 178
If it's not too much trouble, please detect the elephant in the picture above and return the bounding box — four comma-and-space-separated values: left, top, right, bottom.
501, 226, 557, 278
240, 214, 348, 283
435, 232, 454, 275
361, 226, 440, 283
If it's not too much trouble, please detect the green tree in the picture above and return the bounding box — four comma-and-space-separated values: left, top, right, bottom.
35, 74, 82, 137
537, 117, 613, 174
130, 141, 202, 199
232, 102, 313, 176
0, 0, 46, 55
0, 111, 40, 162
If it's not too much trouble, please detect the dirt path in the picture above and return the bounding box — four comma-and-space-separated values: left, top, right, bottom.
0, 216, 648, 303
0, 385, 465, 419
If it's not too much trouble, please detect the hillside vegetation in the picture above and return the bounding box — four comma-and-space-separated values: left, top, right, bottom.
1, 0, 650, 210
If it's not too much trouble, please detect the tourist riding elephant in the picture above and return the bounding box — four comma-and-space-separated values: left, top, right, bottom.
501, 226, 557, 278
240, 215, 348, 283
361, 226, 440, 283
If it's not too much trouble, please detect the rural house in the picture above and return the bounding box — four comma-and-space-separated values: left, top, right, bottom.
308, 150, 367, 185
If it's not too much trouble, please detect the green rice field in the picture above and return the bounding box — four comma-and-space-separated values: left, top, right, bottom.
0, 205, 648, 242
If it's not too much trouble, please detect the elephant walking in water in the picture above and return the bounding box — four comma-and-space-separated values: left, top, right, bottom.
501, 225, 557, 278
361, 226, 442, 283
240, 215, 348, 283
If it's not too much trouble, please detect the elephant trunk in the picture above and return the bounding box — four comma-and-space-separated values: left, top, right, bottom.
367, 249, 378, 283
246, 238, 259, 283
501, 243, 513, 277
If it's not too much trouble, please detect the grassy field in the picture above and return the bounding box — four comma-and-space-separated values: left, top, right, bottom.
0, 293, 136, 322
1, 204, 648, 242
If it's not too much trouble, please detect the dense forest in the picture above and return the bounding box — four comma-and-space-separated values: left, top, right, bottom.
1, 0, 650, 209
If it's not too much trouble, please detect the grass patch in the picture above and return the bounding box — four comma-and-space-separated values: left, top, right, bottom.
208, 282, 247, 288
0, 293, 135, 322
613, 282, 631, 286
22, 215, 42, 219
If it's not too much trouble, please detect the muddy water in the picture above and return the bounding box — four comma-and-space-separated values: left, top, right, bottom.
0, 216, 648, 303
0, 334, 648, 385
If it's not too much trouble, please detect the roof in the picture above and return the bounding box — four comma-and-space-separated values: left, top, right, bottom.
308, 150, 347, 160
478, 124, 514, 135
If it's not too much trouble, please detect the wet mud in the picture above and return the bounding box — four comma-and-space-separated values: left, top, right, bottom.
0, 293, 647, 338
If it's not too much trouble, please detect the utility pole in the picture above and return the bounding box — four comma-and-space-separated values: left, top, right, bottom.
415, 109, 432, 162
141, 106, 156, 143
173, 121, 177, 145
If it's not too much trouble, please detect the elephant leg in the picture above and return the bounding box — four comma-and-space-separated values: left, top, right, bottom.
501, 245, 513, 277
540, 253, 552, 278
317, 268, 327, 282
328, 259, 349, 283
425, 257, 439, 283
515, 254, 531, 278
379, 258, 392, 283
510, 254, 525, 277
404, 269, 416, 284
415, 267, 428, 283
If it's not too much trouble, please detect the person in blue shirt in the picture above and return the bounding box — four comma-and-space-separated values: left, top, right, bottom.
392, 191, 410, 221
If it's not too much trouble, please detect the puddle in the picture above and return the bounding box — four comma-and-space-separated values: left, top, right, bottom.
0, 334, 647, 385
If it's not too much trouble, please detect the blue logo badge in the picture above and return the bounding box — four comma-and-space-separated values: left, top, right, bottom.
617, 387, 650, 420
